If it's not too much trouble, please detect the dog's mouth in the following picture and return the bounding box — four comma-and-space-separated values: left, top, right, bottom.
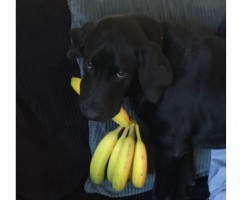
81, 106, 120, 122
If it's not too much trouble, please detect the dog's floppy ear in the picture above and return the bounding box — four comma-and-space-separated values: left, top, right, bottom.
67, 22, 93, 59
137, 41, 173, 103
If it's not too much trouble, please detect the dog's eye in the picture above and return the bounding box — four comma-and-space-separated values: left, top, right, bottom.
86, 60, 94, 70
116, 71, 127, 78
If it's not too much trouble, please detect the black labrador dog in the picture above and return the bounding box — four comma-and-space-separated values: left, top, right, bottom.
68, 14, 226, 200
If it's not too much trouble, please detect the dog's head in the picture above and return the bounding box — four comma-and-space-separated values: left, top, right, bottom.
67, 15, 173, 121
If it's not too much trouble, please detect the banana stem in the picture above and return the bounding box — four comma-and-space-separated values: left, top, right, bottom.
128, 123, 135, 138
135, 124, 142, 142
113, 125, 124, 136
121, 126, 130, 139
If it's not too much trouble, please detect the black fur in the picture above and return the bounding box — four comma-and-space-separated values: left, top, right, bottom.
68, 14, 226, 200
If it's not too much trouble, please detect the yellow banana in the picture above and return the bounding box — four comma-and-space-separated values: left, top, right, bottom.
70, 77, 131, 127
132, 124, 148, 188
71, 77, 81, 95
90, 126, 123, 184
112, 124, 135, 191
107, 126, 129, 183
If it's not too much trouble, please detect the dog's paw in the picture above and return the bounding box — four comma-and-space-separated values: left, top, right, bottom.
152, 186, 173, 200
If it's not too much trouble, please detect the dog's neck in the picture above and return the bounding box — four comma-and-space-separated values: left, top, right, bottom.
125, 70, 157, 124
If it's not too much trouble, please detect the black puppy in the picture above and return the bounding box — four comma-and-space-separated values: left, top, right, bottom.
68, 14, 226, 200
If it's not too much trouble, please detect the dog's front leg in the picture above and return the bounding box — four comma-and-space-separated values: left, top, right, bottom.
152, 142, 191, 200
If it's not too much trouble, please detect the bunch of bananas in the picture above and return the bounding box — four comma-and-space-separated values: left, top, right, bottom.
71, 77, 148, 191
